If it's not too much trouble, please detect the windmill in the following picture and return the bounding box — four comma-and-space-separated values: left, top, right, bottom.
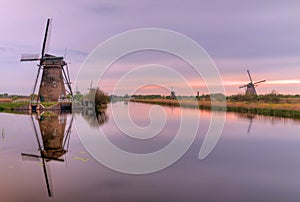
170, 87, 176, 99
239, 70, 266, 95
20, 19, 73, 104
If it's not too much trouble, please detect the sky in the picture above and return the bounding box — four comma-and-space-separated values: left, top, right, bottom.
1, 0, 300, 96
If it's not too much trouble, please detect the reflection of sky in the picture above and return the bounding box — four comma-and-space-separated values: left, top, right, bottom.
2, 103, 300, 201
1, 1, 300, 95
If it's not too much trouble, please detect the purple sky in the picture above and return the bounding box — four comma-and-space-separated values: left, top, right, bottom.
1, 0, 300, 95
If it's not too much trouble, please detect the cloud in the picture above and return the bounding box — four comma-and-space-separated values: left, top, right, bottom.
0, 0, 300, 94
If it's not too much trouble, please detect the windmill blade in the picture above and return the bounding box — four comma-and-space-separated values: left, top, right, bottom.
64, 47, 67, 59
21, 153, 41, 161
90, 80, 93, 90
239, 84, 248, 88
43, 56, 64, 61
62, 64, 73, 96
253, 80, 266, 85
20, 54, 40, 62
247, 69, 253, 83
41, 18, 52, 63
31, 65, 42, 103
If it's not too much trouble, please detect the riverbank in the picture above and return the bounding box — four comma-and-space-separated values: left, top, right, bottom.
0, 102, 60, 112
131, 98, 300, 119
0, 102, 29, 111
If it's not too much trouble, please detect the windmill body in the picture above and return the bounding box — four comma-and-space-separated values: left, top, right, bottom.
39, 54, 66, 102
245, 83, 257, 95
20, 19, 72, 103
239, 70, 266, 95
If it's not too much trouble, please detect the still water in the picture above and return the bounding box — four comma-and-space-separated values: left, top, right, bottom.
1, 101, 300, 201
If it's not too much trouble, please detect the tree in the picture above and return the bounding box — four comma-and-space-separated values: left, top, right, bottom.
95, 88, 110, 108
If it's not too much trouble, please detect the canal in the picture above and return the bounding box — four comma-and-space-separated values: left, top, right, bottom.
1, 101, 300, 201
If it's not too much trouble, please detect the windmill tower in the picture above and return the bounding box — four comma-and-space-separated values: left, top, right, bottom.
20, 19, 72, 103
239, 70, 266, 95
170, 87, 176, 99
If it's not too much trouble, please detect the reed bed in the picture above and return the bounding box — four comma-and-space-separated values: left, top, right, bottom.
131, 98, 300, 119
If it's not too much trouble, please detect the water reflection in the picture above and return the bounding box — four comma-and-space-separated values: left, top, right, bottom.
76, 109, 108, 128
235, 113, 255, 134
234, 112, 300, 135
1, 128, 4, 141
2, 102, 300, 201
21, 112, 73, 197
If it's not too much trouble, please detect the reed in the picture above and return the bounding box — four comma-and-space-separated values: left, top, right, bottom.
131, 98, 300, 119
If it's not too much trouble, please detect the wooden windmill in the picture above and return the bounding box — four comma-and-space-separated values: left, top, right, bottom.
239, 70, 266, 95
20, 19, 73, 103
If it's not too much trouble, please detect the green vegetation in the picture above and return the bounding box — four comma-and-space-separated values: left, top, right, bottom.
0, 93, 9, 98
227, 91, 300, 103
131, 92, 300, 119
228, 91, 280, 103
226, 105, 300, 119
0, 101, 59, 111
0, 102, 29, 111
95, 88, 110, 110
73, 91, 84, 103
39, 111, 57, 121
131, 94, 162, 99
40, 102, 59, 108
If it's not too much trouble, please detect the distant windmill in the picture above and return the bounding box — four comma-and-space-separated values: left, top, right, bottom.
239, 70, 266, 95
170, 87, 176, 99
20, 19, 73, 103
88, 80, 94, 91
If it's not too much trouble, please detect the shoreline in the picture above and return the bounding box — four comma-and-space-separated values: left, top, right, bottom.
130, 98, 300, 119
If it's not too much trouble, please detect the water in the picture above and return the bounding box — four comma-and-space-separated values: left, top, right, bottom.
1, 102, 300, 201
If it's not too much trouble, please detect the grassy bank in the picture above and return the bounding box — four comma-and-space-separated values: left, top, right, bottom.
131, 98, 300, 119
0, 101, 59, 112
0, 102, 29, 111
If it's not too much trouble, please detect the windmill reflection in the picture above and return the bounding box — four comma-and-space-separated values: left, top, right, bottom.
21, 112, 73, 197
246, 114, 254, 134
236, 113, 255, 134
1, 128, 4, 141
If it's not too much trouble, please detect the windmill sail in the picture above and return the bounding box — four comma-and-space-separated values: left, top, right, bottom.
254, 80, 266, 85
41, 19, 52, 60
247, 70, 253, 83
20, 54, 40, 62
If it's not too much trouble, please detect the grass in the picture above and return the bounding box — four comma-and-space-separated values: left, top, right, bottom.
0, 102, 29, 111
40, 102, 59, 108
131, 98, 300, 119
0, 101, 59, 112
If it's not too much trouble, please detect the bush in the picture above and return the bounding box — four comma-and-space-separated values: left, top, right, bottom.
228, 91, 280, 103
95, 88, 110, 107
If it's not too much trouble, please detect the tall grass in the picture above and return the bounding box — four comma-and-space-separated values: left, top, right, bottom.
131, 98, 300, 119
